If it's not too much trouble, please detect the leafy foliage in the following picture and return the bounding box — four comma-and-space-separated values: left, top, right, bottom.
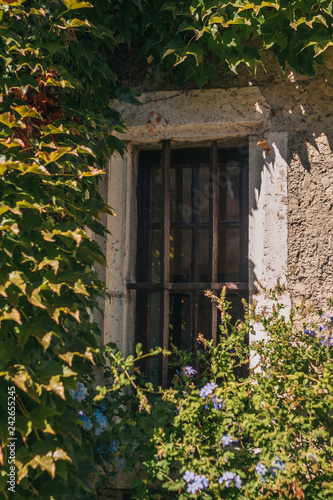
96, 288, 333, 499
0, 0, 132, 497
1, 0, 333, 498
112, 0, 333, 86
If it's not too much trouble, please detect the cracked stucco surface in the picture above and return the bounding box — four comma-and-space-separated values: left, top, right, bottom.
112, 48, 333, 309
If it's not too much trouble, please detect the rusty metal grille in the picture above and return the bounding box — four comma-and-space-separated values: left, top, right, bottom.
128, 141, 249, 386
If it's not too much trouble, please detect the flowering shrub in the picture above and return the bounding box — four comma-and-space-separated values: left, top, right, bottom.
94, 287, 333, 499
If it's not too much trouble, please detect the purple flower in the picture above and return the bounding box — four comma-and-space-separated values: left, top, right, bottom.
199, 382, 218, 398
255, 462, 267, 476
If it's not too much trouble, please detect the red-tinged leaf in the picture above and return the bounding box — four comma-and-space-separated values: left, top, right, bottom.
147, 121, 155, 135
256, 138, 272, 156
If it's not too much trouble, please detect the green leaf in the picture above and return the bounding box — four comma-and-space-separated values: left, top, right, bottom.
61, 0, 93, 11
12, 105, 43, 120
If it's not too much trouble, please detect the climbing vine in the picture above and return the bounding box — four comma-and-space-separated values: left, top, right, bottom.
0, 0, 332, 498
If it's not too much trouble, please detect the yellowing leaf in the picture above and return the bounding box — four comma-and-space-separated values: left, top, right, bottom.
0, 223, 20, 234
44, 376, 65, 400
84, 348, 95, 365
74, 279, 89, 295
51, 448, 72, 462
8, 271, 26, 293
38, 147, 72, 164
37, 258, 59, 274
45, 77, 74, 88
0, 112, 22, 128
27, 289, 47, 309
38, 332, 53, 351
61, 0, 92, 12
58, 352, 74, 366
12, 105, 43, 120
43, 421, 56, 435
11, 370, 29, 392
1, 308, 22, 324
48, 283, 62, 295
30, 455, 56, 478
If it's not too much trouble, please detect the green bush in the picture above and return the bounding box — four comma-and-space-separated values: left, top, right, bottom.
94, 287, 333, 499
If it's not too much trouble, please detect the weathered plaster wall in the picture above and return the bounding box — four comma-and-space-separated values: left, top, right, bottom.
112, 48, 333, 309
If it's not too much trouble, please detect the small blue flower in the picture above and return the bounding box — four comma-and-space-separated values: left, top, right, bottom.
70, 382, 88, 402
269, 456, 285, 478
184, 366, 197, 377
78, 411, 93, 431
183, 470, 195, 483
187, 482, 199, 494
109, 440, 120, 454
221, 434, 238, 447
219, 471, 242, 489
255, 462, 267, 476
97, 444, 107, 456
94, 409, 108, 435
199, 382, 218, 398
212, 395, 225, 411
184, 472, 209, 493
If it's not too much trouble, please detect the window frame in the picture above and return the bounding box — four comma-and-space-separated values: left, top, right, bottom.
127, 140, 249, 385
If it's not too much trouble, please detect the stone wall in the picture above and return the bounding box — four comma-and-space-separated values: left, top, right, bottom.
110, 47, 333, 310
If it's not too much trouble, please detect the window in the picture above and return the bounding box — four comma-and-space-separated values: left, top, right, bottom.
127, 140, 248, 385
102, 88, 288, 384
